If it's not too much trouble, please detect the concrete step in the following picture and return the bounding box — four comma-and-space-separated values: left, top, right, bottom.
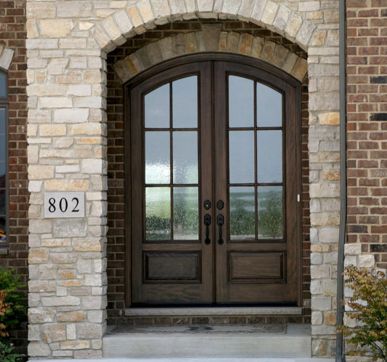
103, 324, 311, 359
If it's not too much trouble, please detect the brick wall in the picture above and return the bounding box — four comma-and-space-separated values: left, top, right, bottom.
0, 0, 28, 351
347, 0, 387, 269
106, 19, 311, 325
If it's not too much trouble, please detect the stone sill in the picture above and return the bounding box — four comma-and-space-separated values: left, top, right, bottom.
125, 307, 303, 316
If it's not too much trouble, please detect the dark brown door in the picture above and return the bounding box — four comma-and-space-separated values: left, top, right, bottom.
127, 55, 301, 306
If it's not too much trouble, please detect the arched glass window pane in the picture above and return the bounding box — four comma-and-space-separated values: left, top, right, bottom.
0, 72, 6, 98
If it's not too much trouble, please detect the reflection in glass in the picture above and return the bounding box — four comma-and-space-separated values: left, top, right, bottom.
257, 83, 282, 127
145, 132, 170, 184
229, 76, 254, 127
230, 187, 255, 240
258, 186, 283, 239
0, 109, 5, 132
257, 131, 283, 183
0, 216, 6, 243
145, 187, 171, 240
0, 163, 5, 187
0, 73, 6, 98
145, 83, 170, 128
229, 131, 254, 183
173, 132, 198, 184
0, 134, 5, 163
173, 187, 198, 240
0, 189, 5, 215
173, 76, 198, 128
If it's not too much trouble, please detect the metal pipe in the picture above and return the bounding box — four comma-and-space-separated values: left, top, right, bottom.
336, 0, 347, 360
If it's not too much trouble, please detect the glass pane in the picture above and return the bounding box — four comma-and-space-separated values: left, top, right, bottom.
230, 187, 255, 240
0, 189, 5, 216
145, 83, 170, 128
257, 131, 283, 183
257, 83, 282, 127
0, 72, 6, 98
145, 132, 170, 184
0, 163, 5, 188
229, 131, 254, 183
0, 134, 5, 163
258, 186, 283, 239
173, 187, 198, 240
0, 216, 6, 243
173, 132, 198, 184
145, 187, 171, 240
229, 76, 254, 127
0, 108, 5, 133
173, 76, 198, 128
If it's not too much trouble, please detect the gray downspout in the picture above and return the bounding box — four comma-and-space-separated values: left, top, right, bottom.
336, 0, 347, 361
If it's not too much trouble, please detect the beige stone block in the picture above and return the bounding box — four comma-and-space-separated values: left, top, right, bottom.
261, 1, 278, 25
28, 342, 51, 357
41, 324, 67, 343
29, 165, 54, 180
291, 58, 308, 81
197, 0, 214, 12
54, 109, 89, 123
184, 0, 197, 13
344, 243, 361, 256
57, 311, 86, 323
239, 0, 255, 19
69, 123, 103, 136
318, 112, 339, 126
39, 124, 66, 137
102, 16, 125, 46
169, 0, 186, 15
260, 41, 275, 62
29, 280, 56, 293
358, 254, 375, 268
311, 30, 327, 47
285, 13, 303, 39
273, 5, 291, 31
218, 32, 228, 51
296, 21, 316, 49
60, 340, 90, 350
93, 26, 114, 52
239, 33, 253, 55
252, 0, 267, 21
29, 308, 56, 324
45, 179, 89, 192
222, 0, 241, 14
56, 2, 92, 17
126, 6, 144, 30
112, 9, 133, 37
312, 311, 323, 325
39, 20, 73, 38
184, 32, 198, 53
251, 37, 264, 58
40, 97, 72, 109
41, 296, 80, 307
227, 32, 240, 53
29, 248, 49, 264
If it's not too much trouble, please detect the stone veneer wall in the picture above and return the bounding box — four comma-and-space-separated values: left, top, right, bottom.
106, 20, 311, 326
26, 0, 340, 358
0, 0, 29, 353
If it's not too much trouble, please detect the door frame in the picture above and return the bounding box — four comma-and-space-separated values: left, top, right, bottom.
124, 53, 303, 308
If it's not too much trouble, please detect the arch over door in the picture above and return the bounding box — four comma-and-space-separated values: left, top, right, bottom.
126, 54, 301, 306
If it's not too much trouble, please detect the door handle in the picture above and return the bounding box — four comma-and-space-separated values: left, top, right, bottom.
204, 213, 211, 245
217, 214, 224, 245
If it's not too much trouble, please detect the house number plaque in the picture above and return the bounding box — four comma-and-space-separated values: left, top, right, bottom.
44, 192, 85, 218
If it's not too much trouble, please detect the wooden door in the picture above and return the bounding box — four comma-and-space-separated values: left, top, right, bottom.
214, 61, 300, 304
127, 55, 301, 306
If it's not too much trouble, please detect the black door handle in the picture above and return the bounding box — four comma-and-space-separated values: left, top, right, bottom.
204, 213, 211, 245
217, 214, 224, 245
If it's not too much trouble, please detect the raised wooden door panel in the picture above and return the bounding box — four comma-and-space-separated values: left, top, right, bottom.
129, 62, 214, 305
214, 61, 301, 305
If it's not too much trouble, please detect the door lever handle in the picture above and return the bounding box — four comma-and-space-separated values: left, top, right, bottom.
217, 214, 224, 245
204, 214, 211, 245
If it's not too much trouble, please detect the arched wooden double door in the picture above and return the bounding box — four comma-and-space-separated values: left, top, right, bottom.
126, 54, 301, 307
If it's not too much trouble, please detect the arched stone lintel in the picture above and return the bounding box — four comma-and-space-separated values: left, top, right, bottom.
0, 43, 14, 71
113, 29, 308, 84
92, 1, 317, 55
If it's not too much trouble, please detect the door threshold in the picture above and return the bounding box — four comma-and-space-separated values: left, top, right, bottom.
125, 306, 302, 316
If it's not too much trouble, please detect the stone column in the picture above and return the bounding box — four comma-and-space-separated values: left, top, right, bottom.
27, 2, 108, 358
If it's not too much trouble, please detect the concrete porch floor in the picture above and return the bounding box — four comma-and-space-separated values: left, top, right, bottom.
32, 358, 335, 362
